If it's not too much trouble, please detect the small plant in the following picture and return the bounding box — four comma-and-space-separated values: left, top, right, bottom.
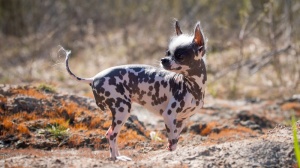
292, 116, 300, 167
47, 122, 69, 139
150, 131, 163, 142
37, 83, 56, 93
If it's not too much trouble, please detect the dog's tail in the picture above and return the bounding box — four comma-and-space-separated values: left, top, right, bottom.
62, 48, 93, 85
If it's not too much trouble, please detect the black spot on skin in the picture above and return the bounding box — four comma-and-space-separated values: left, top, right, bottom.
105, 91, 110, 97
105, 98, 116, 108
99, 88, 105, 94
176, 107, 183, 113
176, 121, 183, 128
110, 135, 114, 140
111, 109, 116, 116
161, 80, 168, 88
116, 83, 125, 95
173, 119, 176, 125
167, 110, 172, 115
117, 120, 122, 125
108, 77, 117, 85
133, 67, 143, 73
174, 129, 177, 133
119, 107, 124, 112
165, 124, 170, 133
110, 147, 112, 153
115, 98, 131, 113
182, 107, 191, 113
139, 100, 146, 105
172, 139, 178, 145
160, 109, 164, 115
180, 101, 185, 108
169, 79, 187, 102
148, 73, 156, 84
112, 122, 116, 129
171, 102, 177, 108
154, 81, 160, 97
149, 86, 153, 91
120, 69, 126, 75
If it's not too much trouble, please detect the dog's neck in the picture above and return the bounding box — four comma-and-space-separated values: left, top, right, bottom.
183, 59, 207, 101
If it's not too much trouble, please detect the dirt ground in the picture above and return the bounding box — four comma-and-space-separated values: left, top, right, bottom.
0, 127, 298, 168
0, 85, 299, 167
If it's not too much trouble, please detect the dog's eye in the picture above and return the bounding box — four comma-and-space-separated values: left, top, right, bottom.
166, 50, 171, 56
175, 54, 184, 60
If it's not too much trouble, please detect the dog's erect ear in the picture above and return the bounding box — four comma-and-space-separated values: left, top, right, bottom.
193, 22, 205, 48
175, 20, 182, 36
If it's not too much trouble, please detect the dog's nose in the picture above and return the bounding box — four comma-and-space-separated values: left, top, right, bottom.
161, 58, 169, 64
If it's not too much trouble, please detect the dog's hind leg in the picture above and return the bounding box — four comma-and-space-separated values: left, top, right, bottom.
106, 105, 132, 161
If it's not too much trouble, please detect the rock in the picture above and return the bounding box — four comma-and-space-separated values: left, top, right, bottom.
15, 140, 29, 149
240, 120, 261, 131
236, 110, 275, 129
9, 96, 45, 114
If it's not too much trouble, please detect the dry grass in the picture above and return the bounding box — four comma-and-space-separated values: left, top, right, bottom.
89, 116, 102, 129
2, 119, 13, 132
68, 134, 84, 147
73, 123, 89, 131
0, 85, 132, 149
49, 118, 69, 129
11, 88, 47, 99
118, 130, 148, 144
17, 123, 30, 135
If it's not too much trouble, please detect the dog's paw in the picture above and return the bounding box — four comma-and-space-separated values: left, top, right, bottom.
116, 155, 132, 161
167, 139, 178, 151
108, 155, 132, 161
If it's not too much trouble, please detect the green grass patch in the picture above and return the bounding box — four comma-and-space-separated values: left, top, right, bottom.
37, 83, 56, 93
292, 115, 300, 167
47, 123, 69, 140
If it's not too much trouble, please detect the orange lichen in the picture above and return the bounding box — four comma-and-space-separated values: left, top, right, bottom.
12, 88, 47, 99
17, 123, 30, 135
3, 118, 13, 130
73, 123, 88, 131
200, 122, 218, 136
118, 130, 147, 143
0, 96, 7, 103
89, 116, 103, 129
102, 120, 111, 129
281, 102, 300, 113
208, 126, 256, 141
68, 134, 84, 147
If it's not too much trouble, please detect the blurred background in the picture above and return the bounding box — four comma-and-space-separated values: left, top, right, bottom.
0, 0, 299, 100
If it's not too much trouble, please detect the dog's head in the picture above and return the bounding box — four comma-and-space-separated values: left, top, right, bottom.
161, 21, 206, 76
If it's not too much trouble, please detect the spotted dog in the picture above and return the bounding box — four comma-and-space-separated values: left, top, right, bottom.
64, 20, 207, 161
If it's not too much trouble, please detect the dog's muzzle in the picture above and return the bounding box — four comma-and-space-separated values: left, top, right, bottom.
161, 58, 171, 69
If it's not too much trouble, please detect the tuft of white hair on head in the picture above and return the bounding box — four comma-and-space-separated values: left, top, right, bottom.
168, 34, 193, 55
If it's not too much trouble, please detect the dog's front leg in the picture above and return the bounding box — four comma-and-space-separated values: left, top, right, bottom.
162, 104, 179, 151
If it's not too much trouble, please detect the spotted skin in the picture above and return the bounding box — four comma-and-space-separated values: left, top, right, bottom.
65, 21, 207, 161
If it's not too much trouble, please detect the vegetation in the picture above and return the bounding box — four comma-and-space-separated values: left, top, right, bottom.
292, 116, 300, 167
37, 83, 56, 93
47, 122, 69, 140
